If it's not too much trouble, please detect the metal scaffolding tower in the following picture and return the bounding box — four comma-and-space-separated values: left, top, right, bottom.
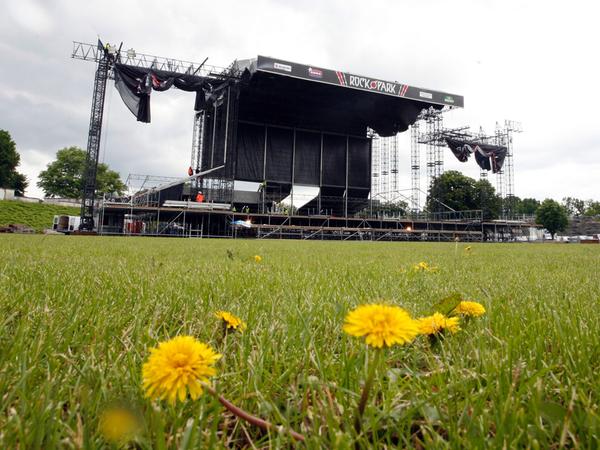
419, 108, 445, 191
371, 132, 400, 202
410, 122, 420, 211
504, 120, 522, 215
433, 113, 444, 178
371, 133, 381, 196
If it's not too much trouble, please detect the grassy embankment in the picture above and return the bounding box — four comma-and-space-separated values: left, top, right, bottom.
0, 200, 79, 232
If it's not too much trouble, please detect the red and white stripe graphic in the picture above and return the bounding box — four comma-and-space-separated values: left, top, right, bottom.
335, 71, 347, 86
398, 84, 409, 96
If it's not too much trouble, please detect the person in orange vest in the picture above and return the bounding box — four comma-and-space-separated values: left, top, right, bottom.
195, 191, 205, 203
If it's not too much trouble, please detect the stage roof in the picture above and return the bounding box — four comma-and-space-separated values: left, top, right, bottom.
235, 56, 463, 136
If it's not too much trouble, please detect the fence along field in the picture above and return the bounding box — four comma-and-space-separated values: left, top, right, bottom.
0, 235, 598, 448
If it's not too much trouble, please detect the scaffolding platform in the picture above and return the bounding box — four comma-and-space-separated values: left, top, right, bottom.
99, 201, 534, 242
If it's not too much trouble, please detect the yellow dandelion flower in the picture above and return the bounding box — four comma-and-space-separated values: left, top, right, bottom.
412, 261, 438, 272
142, 336, 221, 405
98, 407, 140, 443
215, 310, 246, 331
417, 312, 461, 335
343, 304, 419, 348
453, 301, 486, 317
254, 255, 262, 263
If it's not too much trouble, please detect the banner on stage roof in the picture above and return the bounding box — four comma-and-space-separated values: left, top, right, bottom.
255, 56, 464, 108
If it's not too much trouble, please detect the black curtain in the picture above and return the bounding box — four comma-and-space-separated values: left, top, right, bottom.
265, 127, 293, 183
235, 122, 265, 181
348, 137, 370, 188
294, 131, 320, 185
322, 134, 346, 187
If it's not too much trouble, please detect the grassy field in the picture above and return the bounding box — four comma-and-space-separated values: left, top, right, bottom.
0, 235, 598, 449
0, 200, 79, 232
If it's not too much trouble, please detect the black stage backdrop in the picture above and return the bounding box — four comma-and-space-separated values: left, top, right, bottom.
322, 134, 347, 187
294, 131, 320, 185
265, 127, 294, 183
235, 122, 264, 181
234, 123, 371, 191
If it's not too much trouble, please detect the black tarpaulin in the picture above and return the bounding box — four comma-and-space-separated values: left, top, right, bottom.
445, 138, 508, 173
113, 64, 216, 123
114, 65, 152, 122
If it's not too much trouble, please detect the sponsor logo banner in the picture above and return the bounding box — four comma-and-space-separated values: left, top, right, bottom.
444, 95, 455, 104
308, 67, 323, 78
273, 62, 292, 72
419, 91, 433, 99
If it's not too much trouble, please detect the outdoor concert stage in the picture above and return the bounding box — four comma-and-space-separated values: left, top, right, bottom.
97, 53, 530, 240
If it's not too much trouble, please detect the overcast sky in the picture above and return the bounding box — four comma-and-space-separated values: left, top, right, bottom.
1, 0, 599, 202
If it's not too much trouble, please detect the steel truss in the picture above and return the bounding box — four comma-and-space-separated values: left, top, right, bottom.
80, 49, 110, 230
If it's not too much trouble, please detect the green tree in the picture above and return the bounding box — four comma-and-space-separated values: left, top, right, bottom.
474, 179, 502, 220
562, 197, 586, 216
37, 147, 126, 198
426, 171, 478, 213
518, 197, 540, 215
536, 199, 568, 239
426, 171, 501, 220
584, 200, 600, 217
0, 130, 28, 195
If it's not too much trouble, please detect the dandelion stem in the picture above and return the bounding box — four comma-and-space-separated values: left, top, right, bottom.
202, 384, 305, 442
354, 348, 382, 435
